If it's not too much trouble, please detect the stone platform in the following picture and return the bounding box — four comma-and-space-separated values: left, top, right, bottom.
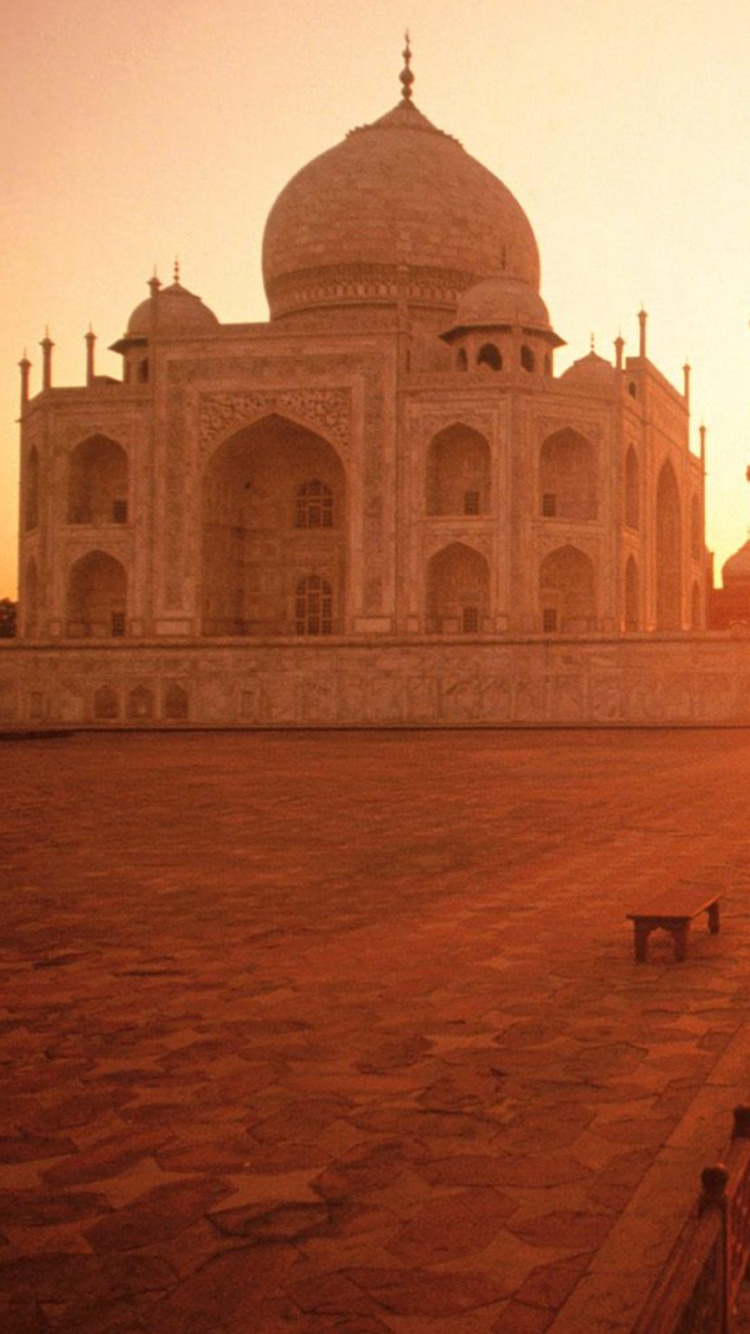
2, 728, 750, 1333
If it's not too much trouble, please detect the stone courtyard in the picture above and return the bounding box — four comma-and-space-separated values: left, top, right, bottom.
2, 727, 750, 1333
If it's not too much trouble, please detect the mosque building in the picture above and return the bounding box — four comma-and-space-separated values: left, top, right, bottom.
6, 47, 718, 729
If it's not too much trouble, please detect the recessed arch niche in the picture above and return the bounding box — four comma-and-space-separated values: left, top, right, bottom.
540, 544, 596, 632
426, 542, 490, 634
539, 428, 597, 520
201, 414, 347, 637
426, 423, 491, 516
68, 435, 128, 525
66, 550, 127, 638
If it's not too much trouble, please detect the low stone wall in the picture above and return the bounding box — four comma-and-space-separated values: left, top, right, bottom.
2, 633, 750, 729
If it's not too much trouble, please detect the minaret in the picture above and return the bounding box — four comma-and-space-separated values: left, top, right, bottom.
614, 334, 624, 371
40, 330, 54, 391
683, 362, 691, 410
85, 326, 96, 385
638, 308, 647, 359
18, 351, 31, 410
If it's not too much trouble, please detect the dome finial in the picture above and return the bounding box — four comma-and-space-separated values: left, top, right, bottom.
173, 256, 180, 285
400, 30, 414, 102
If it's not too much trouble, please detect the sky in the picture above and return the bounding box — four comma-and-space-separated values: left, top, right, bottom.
3, 0, 750, 598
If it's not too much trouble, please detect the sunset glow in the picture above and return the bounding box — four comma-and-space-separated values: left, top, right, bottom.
3, 0, 750, 598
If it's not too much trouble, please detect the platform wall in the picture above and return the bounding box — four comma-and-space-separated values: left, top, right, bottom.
3, 634, 750, 729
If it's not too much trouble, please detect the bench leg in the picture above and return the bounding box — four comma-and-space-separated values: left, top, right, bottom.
634, 923, 650, 963
672, 923, 689, 962
708, 902, 720, 934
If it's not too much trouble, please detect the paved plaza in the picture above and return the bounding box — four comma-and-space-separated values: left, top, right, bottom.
3, 727, 750, 1333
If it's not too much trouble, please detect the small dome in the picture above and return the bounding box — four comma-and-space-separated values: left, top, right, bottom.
262, 99, 540, 321
450, 276, 551, 331
722, 540, 750, 585
562, 350, 614, 383
125, 280, 219, 338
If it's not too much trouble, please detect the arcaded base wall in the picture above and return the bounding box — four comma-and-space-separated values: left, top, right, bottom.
1, 634, 750, 729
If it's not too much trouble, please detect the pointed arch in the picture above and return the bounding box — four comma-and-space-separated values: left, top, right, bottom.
477, 343, 502, 371
66, 550, 127, 638
540, 544, 596, 632
201, 413, 346, 636
68, 435, 128, 525
426, 542, 490, 634
426, 423, 491, 516
539, 428, 597, 520
656, 460, 682, 630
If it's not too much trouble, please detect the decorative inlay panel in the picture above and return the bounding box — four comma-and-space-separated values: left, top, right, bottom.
199, 389, 352, 455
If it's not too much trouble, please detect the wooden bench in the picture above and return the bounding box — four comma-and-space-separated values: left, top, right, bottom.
626, 884, 722, 962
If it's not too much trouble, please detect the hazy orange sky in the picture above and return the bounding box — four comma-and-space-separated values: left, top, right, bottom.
3, 0, 750, 599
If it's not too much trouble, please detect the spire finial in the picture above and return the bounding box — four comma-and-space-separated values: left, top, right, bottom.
400, 30, 414, 102
590, 332, 595, 353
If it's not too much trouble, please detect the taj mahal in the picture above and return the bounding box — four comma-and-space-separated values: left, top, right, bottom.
5, 48, 747, 730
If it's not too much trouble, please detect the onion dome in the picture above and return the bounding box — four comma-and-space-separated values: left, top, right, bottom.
111, 274, 219, 352
722, 540, 750, 585
262, 99, 540, 322
441, 274, 563, 345
561, 349, 615, 383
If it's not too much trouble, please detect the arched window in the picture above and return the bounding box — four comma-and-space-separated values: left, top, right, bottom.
625, 447, 639, 529
521, 345, 535, 373
691, 582, 702, 630
539, 429, 597, 520
477, 343, 502, 371
456, 348, 468, 371
295, 575, 333, 635
137, 358, 149, 383
25, 447, 40, 531
296, 478, 333, 528
426, 424, 491, 516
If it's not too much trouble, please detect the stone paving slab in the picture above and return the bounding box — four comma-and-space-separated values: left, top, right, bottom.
2, 728, 750, 1332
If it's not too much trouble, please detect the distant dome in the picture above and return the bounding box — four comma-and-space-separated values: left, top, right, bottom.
722, 540, 750, 585
262, 99, 540, 322
562, 349, 614, 383
449, 276, 552, 332
125, 280, 219, 339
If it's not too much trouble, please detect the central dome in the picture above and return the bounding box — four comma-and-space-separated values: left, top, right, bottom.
262, 100, 540, 322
